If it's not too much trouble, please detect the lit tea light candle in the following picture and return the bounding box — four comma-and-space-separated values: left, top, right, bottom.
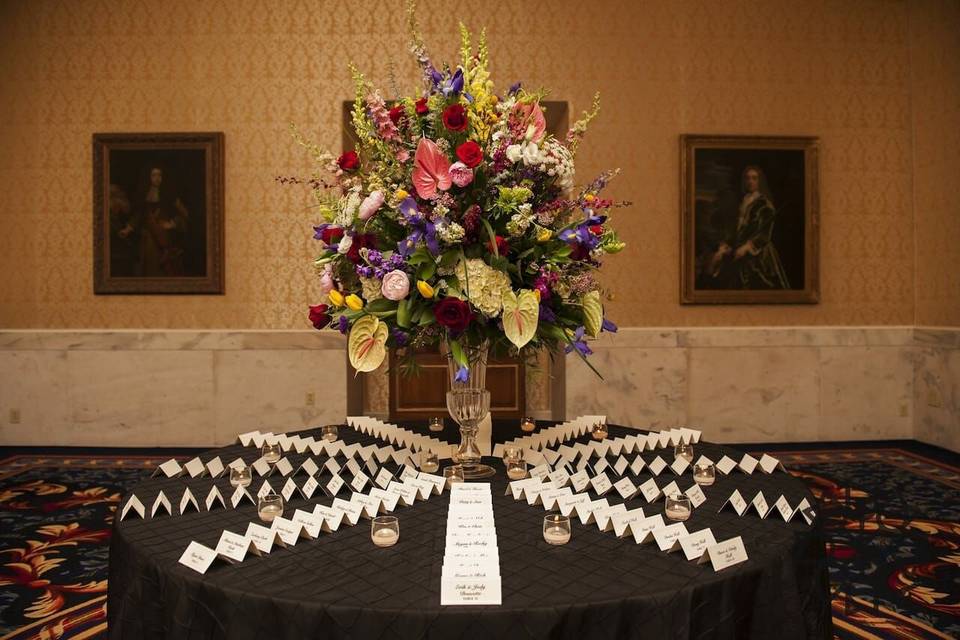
372, 528, 399, 547
520, 417, 536, 433
674, 442, 694, 464
506, 465, 527, 480
664, 494, 692, 522
321, 425, 338, 443
258, 503, 282, 523
428, 417, 444, 432
421, 460, 439, 473
693, 462, 715, 486
543, 526, 571, 545
590, 422, 608, 441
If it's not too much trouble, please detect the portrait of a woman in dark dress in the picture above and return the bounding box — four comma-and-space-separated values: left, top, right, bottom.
135, 166, 190, 277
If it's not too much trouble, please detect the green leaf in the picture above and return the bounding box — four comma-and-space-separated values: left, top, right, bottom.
397, 298, 412, 329
481, 218, 498, 257
582, 290, 603, 338
366, 298, 398, 314
418, 261, 437, 281
449, 339, 467, 367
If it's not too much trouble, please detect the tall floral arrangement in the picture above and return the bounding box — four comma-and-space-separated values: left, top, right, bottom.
290, 3, 627, 380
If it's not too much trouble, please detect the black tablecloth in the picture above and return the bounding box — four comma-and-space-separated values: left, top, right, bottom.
107, 422, 831, 639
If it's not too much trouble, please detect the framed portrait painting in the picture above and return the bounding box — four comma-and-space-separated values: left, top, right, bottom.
93, 132, 225, 294
680, 135, 819, 304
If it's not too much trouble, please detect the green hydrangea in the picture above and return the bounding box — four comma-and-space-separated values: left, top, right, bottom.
455, 258, 512, 317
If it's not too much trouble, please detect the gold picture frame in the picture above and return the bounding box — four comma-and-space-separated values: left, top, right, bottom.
680, 134, 819, 304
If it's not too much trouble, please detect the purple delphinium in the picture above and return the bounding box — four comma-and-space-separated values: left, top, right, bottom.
366, 250, 383, 266
454, 366, 469, 383
602, 318, 618, 333
356, 264, 375, 278
336, 316, 350, 335
390, 328, 409, 347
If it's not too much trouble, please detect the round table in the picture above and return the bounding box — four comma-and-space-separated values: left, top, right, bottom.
107, 422, 831, 639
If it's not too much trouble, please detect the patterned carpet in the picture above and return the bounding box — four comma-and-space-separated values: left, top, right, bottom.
0, 442, 958, 639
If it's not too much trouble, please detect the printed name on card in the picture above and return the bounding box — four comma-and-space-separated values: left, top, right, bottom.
216, 530, 260, 563
183, 457, 207, 478
679, 528, 717, 561
718, 489, 747, 516
698, 536, 748, 571
638, 478, 661, 503
715, 455, 738, 475
205, 486, 226, 511
631, 514, 665, 544
738, 454, 759, 474
178, 541, 217, 574
685, 483, 707, 509
230, 486, 254, 508
758, 454, 784, 474
206, 456, 226, 478
246, 522, 284, 553
653, 522, 689, 552
648, 456, 668, 476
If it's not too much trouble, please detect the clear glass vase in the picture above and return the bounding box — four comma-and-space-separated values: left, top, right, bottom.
444, 341, 496, 479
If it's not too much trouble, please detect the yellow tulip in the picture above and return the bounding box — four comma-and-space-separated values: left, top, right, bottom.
328, 290, 345, 307
417, 280, 435, 299
345, 294, 364, 311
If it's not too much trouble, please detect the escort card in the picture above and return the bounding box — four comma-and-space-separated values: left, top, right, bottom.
183, 457, 207, 478
653, 522, 689, 552
386, 481, 418, 506
529, 463, 551, 481
590, 472, 613, 496
273, 457, 294, 477
592, 457, 610, 475
629, 456, 646, 476
252, 458, 273, 477
246, 522, 285, 553
178, 541, 217, 574
577, 498, 607, 526
418, 472, 446, 495
405, 478, 435, 500
228, 457, 247, 471
613, 456, 629, 477
738, 454, 759, 474
614, 477, 638, 501
153, 459, 183, 478
206, 456, 226, 479
374, 467, 394, 489
772, 495, 793, 521
271, 516, 306, 545
679, 528, 717, 561
594, 503, 627, 531
345, 458, 363, 477
610, 508, 646, 537
398, 465, 419, 481
237, 430, 260, 447
281, 478, 301, 501
548, 468, 570, 488
291, 509, 322, 538
151, 490, 172, 517
698, 536, 748, 571
657, 432, 672, 449
313, 505, 344, 532
569, 469, 590, 493
715, 455, 738, 475
670, 457, 690, 476
297, 458, 319, 478
538, 487, 573, 511
350, 471, 370, 493
120, 495, 145, 520
645, 433, 660, 450
694, 455, 714, 467
369, 487, 400, 512
608, 439, 624, 457
660, 480, 682, 500
638, 478, 661, 502
758, 454, 784, 474
556, 493, 592, 517
794, 497, 816, 524
205, 486, 226, 511
648, 456, 668, 476
685, 483, 707, 509
331, 498, 364, 526
631, 514, 665, 544
719, 489, 747, 515
230, 486, 255, 508
325, 474, 345, 497
505, 477, 541, 500
750, 491, 770, 518
256, 481, 275, 499
216, 530, 260, 563
179, 488, 200, 515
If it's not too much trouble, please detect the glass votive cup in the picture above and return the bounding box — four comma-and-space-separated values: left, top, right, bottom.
591, 422, 608, 441
258, 493, 284, 523
229, 465, 252, 488
543, 514, 571, 545
506, 458, 528, 480
443, 465, 465, 486
664, 493, 692, 522
428, 416, 444, 432
503, 446, 523, 464
321, 425, 338, 443
371, 515, 399, 547
261, 442, 281, 464
693, 462, 716, 486
419, 450, 439, 473
674, 442, 694, 464
520, 416, 536, 433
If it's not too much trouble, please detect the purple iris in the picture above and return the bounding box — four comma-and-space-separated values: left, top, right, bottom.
429, 66, 473, 102
397, 197, 439, 256
336, 316, 350, 335
559, 215, 607, 253
454, 366, 469, 383
602, 318, 618, 333
508, 81, 522, 96
538, 303, 556, 323
391, 328, 409, 347
565, 326, 593, 357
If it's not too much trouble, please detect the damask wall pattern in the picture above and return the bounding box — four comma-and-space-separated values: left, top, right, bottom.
0, 0, 952, 329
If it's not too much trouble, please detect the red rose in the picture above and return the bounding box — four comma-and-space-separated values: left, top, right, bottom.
415, 97, 429, 115
308, 304, 331, 330
589, 225, 604, 236
388, 104, 406, 126
456, 141, 483, 168
321, 226, 344, 245
490, 235, 509, 256
337, 151, 359, 172
433, 297, 473, 334
442, 104, 468, 132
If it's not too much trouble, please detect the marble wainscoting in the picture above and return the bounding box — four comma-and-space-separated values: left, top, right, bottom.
914, 328, 960, 452
0, 331, 346, 447
566, 327, 941, 446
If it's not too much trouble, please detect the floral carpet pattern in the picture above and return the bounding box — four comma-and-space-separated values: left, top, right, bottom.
0, 444, 958, 639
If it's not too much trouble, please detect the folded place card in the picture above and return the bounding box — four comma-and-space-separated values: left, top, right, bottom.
246, 522, 285, 553
631, 514, 665, 544
369, 487, 400, 512
325, 474, 345, 497
594, 503, 628, 532
252, 458, 273, 477
648, 456, 668, 476
638, 478, 661, 503
292, 508, 324, 538
555, 493, 592, 518
660, 480, 682, 500
750, 491, 770, 518
610, 508, 646, 537
237, 431, 261, 447
405, 478, 435, 500
525, 481, 555, 506
608, 439, 624, 457
281, 478, 302, 502
569, 469, 590, 493
592, 458, 610, 476
152, 459, 183, 478
772, 495, 793, 521
577, 498, 608, 526
206, 456, 226, 479
257, 481, 275, 499
694, 455, 714, 467
345, 458, 363, 477
653, 522, 689, 552
529, 463, 551, 481
614, 477, 638, 501
179, 541, 217, 574
629, 456, 646, 476
120, 495, 145, 520
505, 477, 541, 500
350, 472, 370, 493
274, 457, 294, 477
715, 456, 738, 475
205, 486, 226, 511
718, 489, 747, 516
548, 468, 570, 488
230, 486, 255, 508
657, 432, 672, 449
685, 484, 707, 509
398, 465, 419, 481
679, 527, 717, 561
151, 490, 172, 517
738, 454, 759, 474
330, 499, 364, 526
228, 457, 247, 471
613, 456, 629, 477
297, 458, 319, 478
670, 457, 690, 476
590, 472, 613, 496
271, 516, 307, 546
313, 505, 345, 532
386, 481, 418, 506
179, 488, 200, 515
183, 457, 207, 478
418, 472, 446, 494
216, 530, 260, 563
374, 468, 394, 489
644, 433, 660, 451
758, 454, 785, 474
697, 536, 748, 571
793, 497, 816, 524
537, 487, 573, 511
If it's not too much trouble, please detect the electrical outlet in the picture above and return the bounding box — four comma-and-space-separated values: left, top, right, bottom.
927, 389, 943, 408
9, 409, 21, 424
305, 392, 316, 406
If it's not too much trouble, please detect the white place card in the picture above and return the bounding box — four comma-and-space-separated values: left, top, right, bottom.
614, 477, 638, 501
670, 457, 690, 476
281, 478, 301, 501
694, 455, 714, 467
679, 528, 717, 561
590, 472, 613, 496
715, 456, 738, 475
120, 495, 145, 520
529, 463, 551, 481
576, 498, 607, 525
610, 508, 646, 537
759, 454, 785, 474
538, 487, 573, 511
246, 522, 285, 553
629, 456, 646, 476
592, 457, 610, 475
313, 505, 345, 532
440, 577, 502, 606
613, 456, 629, 477
657, 432, 672, 449
648, 456, 668, 476
548, 468, 570, 488
252, 458, 273, 477
772, 495, 793, 521
274, 457, 294, 477
237, 430, 261, 446
257, 481, 275, 499
569, 469, 590, 493
386, 481, 418, 506
418, 472, 446, 495
179, 488, 200, 515
153, 459, 183, 478
350, 472, 370, 493
608, 439, 624, 457
228, 457, 247, 471
369, 487, 400, 512
653, 522, 689, 552
398, 465, 419, 481
685, 484, 707, 509
297, 458, 319, 478
178, 541, 217, 574
326, 474, 345, 497
324, 458, 342, 475
796, 499, 817, 525
216, 530, 260, 563
345, 458, 363, 477
271, 516, 306, 545
631, 514, 665, 544
206, 456, 226, 479
556, 493, 592, 518
505, 477, 541, 500
375, 467, 394, 489
205, 485, 226, 511
183, 457, 207, 478
151, 490, 172, 517
230, 486, 255, 508
738, 454, 759, 474
660, 480, 682, 500
751, 491, 770, 518
594, 503, 627, 531
638, 478, 661, 503
292, 508, 324, 537
698, 536, 748, 571
718, 489, 747, 516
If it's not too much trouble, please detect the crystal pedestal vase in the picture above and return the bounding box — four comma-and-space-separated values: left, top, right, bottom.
445, 341, 496, 479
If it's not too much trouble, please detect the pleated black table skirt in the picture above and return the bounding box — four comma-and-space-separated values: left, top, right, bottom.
107, 422, 831, 639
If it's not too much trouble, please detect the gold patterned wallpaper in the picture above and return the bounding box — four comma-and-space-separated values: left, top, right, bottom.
0, 0, 953, 329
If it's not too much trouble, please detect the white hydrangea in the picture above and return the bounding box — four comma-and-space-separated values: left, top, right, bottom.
436, 220, 465, 244
360, 276, 383, 301
455, 258, 513, 318
506, 211, 532, 236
